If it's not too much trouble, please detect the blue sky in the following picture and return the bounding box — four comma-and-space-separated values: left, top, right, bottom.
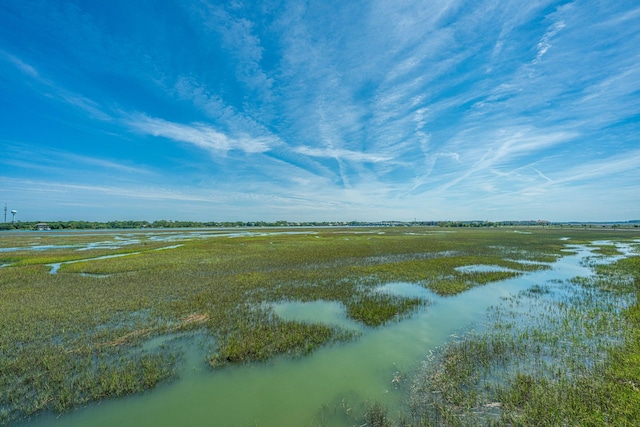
1, 0, 639, 222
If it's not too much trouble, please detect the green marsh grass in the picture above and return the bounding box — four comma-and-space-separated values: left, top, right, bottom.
399, 240, 640, 426
345, 293, 426, 327
1, 227, 638, 424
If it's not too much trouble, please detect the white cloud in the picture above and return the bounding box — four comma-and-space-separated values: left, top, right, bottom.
552, 150, 640, 185
174, 76, 230, 119
1, 143, 152, 177
196, 2, 272, 96
126, 115, 275, 154
293, 146, 392, 163
534, 20, 565, 63
0, 50, 39, 77
1, 50, 114, 122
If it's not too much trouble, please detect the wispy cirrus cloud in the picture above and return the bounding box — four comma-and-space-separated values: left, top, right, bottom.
1, 50, 113, 122
125, 115, 276, 155
533, 20, 565, 64
292, 146, 392, 163
1, 142, 152, 177
195, 1, 273, 98
550, 150, 640, 185
412, 126, 578, 195
478, 150, 640, 216
0, 50, 39, 77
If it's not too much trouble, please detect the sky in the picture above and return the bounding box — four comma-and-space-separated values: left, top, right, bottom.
1, 0, 639, 223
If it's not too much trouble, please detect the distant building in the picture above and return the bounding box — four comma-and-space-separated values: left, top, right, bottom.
36, 223, 51, 231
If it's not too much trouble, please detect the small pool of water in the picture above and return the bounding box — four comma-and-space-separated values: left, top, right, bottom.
454, 264, 517, 273
272, 300, 362, 331
504, 258, 550, 265
374, 282, 435, 299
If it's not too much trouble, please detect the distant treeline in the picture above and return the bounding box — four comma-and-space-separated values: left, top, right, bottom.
1, 220, 221, 230
1, 219, 638, 231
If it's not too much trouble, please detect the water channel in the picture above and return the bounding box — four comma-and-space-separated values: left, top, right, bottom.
21, 242, 614, 426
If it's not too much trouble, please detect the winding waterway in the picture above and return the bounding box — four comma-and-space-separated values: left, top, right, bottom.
21, 242, 619, 427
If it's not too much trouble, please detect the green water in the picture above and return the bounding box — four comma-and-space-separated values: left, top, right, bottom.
22, 247, 600, 427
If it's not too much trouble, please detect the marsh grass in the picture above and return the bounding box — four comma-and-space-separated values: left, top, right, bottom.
207, 304, 356, 368
591, 244, 624, 256
399, 244, 640, 426
1, 227, 638, 424
345, 293, 427, 326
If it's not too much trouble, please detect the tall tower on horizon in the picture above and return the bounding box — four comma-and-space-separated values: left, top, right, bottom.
3, 203, 6, 223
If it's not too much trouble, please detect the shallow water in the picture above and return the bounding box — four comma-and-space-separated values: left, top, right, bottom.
21, 243, 604, 427
0, 229, 318, 253
45, 244, 189, 274
272, 300, 363, 332
47, 252, 141, 274
454, 264, 517, 273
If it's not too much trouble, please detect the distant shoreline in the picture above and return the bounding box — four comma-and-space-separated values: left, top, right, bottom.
1, 219, 639, 231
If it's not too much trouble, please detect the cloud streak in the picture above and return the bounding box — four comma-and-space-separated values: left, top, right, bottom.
293, 146, 392, 163
125, 115, 275, 155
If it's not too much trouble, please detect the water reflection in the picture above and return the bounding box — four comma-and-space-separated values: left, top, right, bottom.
454, 264, 517, 273
272, 300, 362, 331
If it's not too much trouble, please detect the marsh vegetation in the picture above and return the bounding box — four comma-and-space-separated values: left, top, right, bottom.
0, 227, 638, 425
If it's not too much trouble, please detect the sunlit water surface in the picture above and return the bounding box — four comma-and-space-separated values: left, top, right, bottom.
22, 244, 614, 427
